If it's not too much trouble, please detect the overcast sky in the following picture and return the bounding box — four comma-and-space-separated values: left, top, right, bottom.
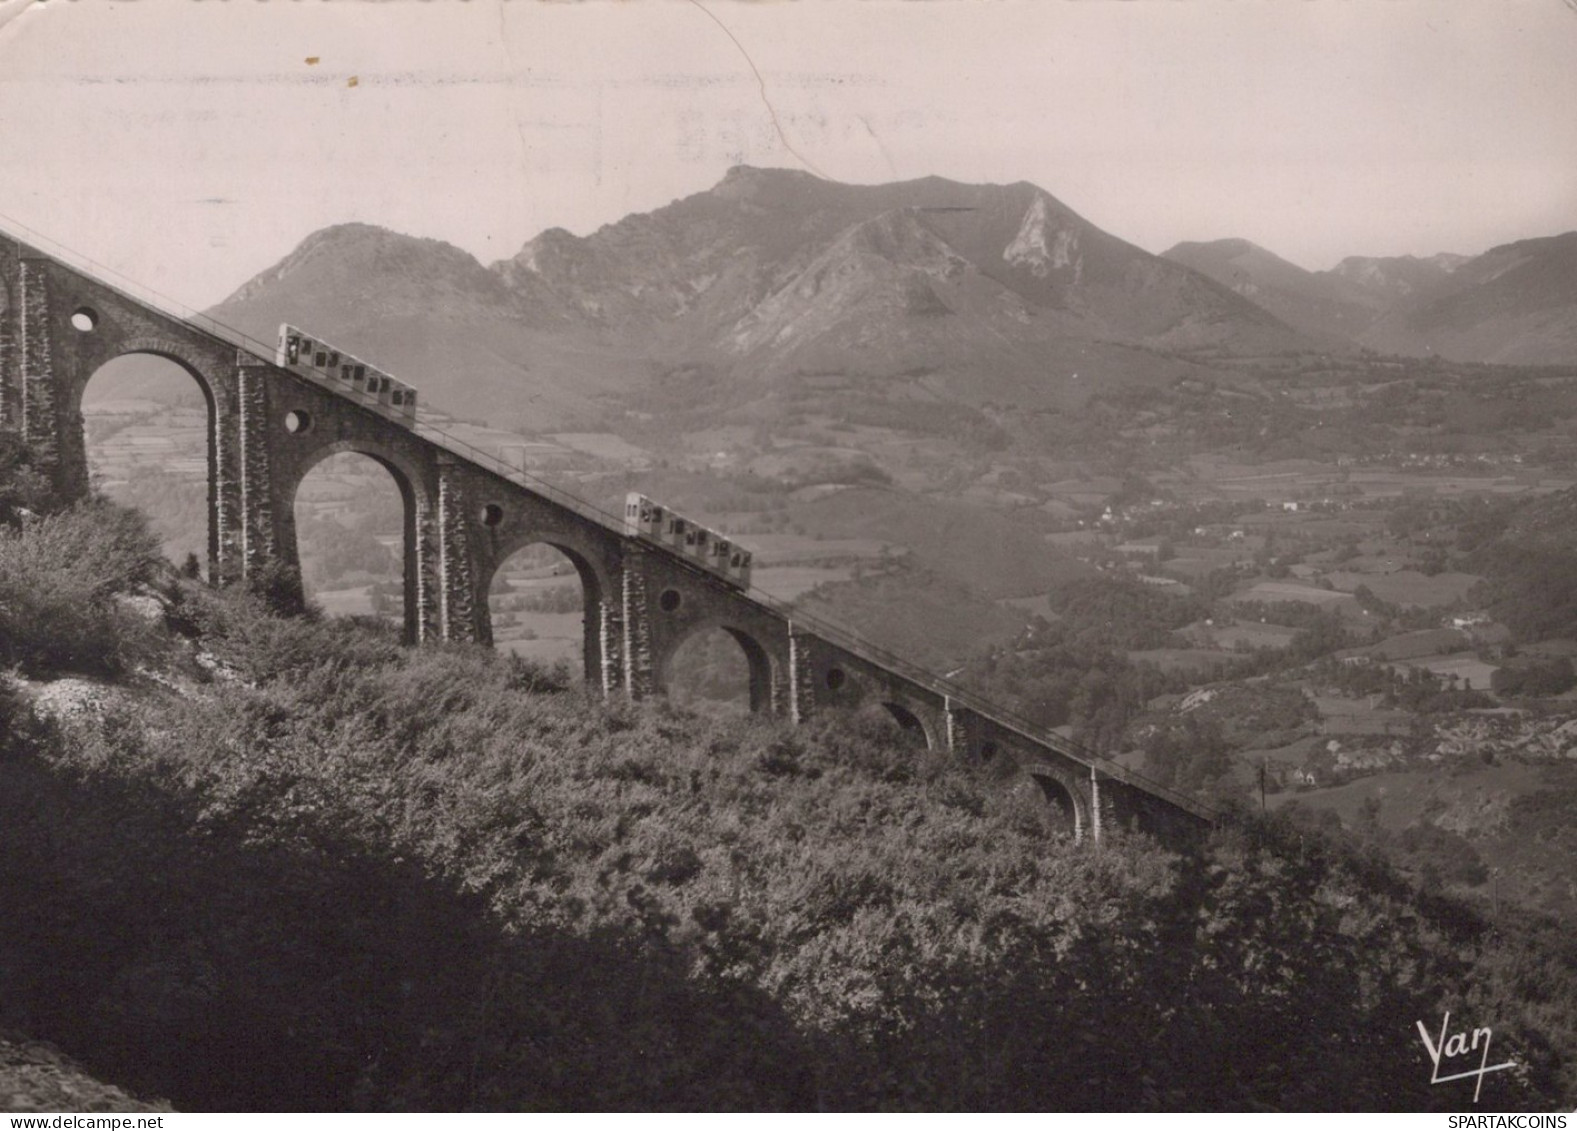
1, 0, 1574, 308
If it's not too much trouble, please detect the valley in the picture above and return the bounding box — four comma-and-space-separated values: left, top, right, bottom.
81, 347, 1577, 926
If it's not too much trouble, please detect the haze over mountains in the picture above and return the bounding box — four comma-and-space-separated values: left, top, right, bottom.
206, 167, 1321, 427
1161, 238, 1431, 342
1357, 232, 1577, 364
195, 165, 1577, 430
1162, 233, 1577, 365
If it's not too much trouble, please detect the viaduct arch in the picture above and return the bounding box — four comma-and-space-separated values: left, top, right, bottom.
77, 343, 221, 569
0, 227, 1213, 847
278, 438, 431, 645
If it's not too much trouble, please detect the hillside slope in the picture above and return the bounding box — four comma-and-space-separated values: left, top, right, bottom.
1360, 232, 1577, 364
1158, 232, 1577, 366
504, 167, 1311, 356
1327, 252, 1466, 304
1, 496, 1573, 1111
207, 224, 651, 429
1162, 238, 1378, 342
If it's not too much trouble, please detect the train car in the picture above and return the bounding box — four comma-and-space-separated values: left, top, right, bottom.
276, 324, 419, 424
685, 524, 710, 561
726, 545, 753, 587
389, 379, 417, 420
279, 329, 304, 366
623, 493, 666, 538
662, 511, 687, 550
622, 491, 752, 590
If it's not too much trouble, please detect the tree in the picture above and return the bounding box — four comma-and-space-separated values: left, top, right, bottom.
1140, 715, 1241, 805
1492, 657, 1576, 698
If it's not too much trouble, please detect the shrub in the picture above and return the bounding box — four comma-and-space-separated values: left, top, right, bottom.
1492, 657, 1576, 698
0, 500, 164, 676
0, 675, 47, 762
0, 433, 52, 524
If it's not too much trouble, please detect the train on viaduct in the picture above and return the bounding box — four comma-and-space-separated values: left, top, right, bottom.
0, 224, 1213, 846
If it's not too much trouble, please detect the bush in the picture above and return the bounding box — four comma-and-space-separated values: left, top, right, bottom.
0, 433, 52, 524
0, 676, 47, 763
171, 582, 402, 685
0, 500, 164, 676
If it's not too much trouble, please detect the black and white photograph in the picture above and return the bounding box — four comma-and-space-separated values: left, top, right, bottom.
1, 0, 1575, 1114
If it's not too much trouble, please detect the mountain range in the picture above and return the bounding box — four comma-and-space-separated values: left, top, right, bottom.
1160, 239, 1453, 342
1357, 232, 1577, 364
1162, 233, 1577, 365
205, 167, 1324, 429
194, 166, 1577, 430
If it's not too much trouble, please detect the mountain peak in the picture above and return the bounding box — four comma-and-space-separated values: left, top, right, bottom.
712, 164, 828, 202
718, 163, 822, 184
223, 223, 491, 307
1164, 237, 1261, 260
285, 223, 485, 270
294, 220, 404, 248
502, 227, 582, 276
1161, 237, 1375, 343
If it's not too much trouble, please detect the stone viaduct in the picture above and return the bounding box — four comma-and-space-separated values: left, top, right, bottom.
0, 227, 1213, 845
